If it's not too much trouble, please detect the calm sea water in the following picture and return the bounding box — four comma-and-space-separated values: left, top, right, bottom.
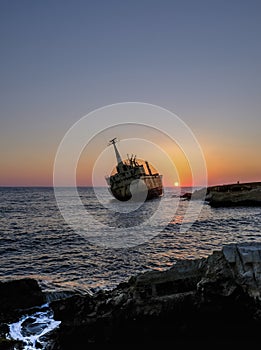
0, 187, 261, 294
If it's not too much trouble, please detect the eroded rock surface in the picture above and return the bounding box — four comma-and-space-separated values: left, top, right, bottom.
209, 188, 261, 207
47, 243, 261, 347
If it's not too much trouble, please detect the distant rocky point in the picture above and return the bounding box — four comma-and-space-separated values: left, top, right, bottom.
191, 181, 261, 207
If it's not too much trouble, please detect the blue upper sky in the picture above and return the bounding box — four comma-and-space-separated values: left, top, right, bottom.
0, 0, 260, 185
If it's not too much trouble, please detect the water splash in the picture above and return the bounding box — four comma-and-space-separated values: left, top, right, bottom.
8, 303, 60, 350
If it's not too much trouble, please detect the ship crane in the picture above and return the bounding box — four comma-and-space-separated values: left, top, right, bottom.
108, 138, 123, 165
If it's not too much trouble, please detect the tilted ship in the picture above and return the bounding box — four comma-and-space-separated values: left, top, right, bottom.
105, 138, 163, 201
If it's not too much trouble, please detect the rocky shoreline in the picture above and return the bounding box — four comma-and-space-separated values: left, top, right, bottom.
1, 243, 261, 348
47, 242, 261, 347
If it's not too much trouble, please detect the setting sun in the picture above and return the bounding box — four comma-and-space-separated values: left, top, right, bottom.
174, 181, 179, 187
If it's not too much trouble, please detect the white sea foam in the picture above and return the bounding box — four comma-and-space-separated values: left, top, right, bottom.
8, 303, 60, 350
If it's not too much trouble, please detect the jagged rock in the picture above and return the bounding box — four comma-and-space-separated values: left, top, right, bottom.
0, 338, 24, 350
223, 243, 261, 298
47, 243, 261, 347
0, 278, 45, 323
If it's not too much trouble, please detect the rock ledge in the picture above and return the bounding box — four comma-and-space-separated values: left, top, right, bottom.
47, 243, 261, 347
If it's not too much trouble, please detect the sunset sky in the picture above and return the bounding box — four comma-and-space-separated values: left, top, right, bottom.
1, 0, 260, 187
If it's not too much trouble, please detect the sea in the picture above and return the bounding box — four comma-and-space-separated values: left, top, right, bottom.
1, 186, 261, 349
1, 186, 261, 294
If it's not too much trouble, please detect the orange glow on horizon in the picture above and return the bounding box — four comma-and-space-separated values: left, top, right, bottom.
0, 127, 260, 188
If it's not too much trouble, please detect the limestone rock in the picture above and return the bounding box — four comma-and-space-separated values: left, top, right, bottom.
48, 243, 261, 347
223, 243, 261, 298
209, 188, 261, 207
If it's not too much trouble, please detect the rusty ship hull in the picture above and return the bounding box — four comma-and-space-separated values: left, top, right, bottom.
108, 174, 163, 201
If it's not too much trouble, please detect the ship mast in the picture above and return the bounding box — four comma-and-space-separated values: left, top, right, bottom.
109, 138, 122, 165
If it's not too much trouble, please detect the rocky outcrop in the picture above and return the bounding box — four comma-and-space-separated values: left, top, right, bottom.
209, 188, 261, 207
0, 279, 45, 349
191, 182, 261, 207
0, 278, 45, 323
47, 243, 261, 347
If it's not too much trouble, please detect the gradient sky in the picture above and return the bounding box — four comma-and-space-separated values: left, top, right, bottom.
1, 0, 260, 186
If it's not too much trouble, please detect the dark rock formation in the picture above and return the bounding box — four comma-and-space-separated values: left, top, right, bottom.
0, 278, 45, 349
0, 278, 45, 323
180, 192, 192, 200
0, 338, 24, 350
47, 243, 261, 348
